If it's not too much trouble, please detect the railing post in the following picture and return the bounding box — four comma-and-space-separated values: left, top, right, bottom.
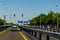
59, 38, 60, 40
30, 32, 31, 35
28, 31, 30, 34
34, 32, 37, 37
46, 35, 49, 40
39, 33, 42, 40
31, 31, 33, 35
27, 31, 29, 33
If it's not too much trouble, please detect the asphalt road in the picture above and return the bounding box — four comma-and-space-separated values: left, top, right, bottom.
0, 27, 24, 40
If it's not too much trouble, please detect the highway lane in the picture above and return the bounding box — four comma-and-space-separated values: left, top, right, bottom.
0, 27, 24, 40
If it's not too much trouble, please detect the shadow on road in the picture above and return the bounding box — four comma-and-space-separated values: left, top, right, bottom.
10, 30, 21, 32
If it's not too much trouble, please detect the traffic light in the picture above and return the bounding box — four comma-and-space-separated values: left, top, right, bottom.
14, 14, 15, 17
22, 13, 23, 17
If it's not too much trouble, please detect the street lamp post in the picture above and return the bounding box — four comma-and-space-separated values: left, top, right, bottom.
56, 5, 58, 32
10, 12, 11, 23
40, 15, 42, 29
3, 15, 6, 25
22, 13, 23, 25
57, 12, 58, 29
13, 13, 17, 24
40, 17, 41, 25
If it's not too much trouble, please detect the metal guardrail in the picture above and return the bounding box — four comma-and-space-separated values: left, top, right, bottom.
0, 25, 12, 32
20, 25, 60, 32
20, 27, 60, 40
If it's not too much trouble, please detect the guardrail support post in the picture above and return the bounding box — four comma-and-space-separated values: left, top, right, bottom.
30, 32, 31, 34
59, 38, 60, 40
31, 31, 33, 35
28, 31, 30, 34
34, 32, 37, 37
39, 33, 41, 40
46, 35, 49, 40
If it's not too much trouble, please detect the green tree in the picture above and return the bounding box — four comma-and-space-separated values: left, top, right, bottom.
0, 19, 5, 25
29, 11, 60, 28
29, 19, 37, 25
39, 13, 47, 25
47, 11, 57, 25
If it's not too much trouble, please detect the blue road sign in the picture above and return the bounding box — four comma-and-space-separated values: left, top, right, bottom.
18, 21, 23, 23
18, 21, 28, 24
24, 21, 28, 24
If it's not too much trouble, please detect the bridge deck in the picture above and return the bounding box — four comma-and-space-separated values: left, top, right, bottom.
0, 27, 24, 40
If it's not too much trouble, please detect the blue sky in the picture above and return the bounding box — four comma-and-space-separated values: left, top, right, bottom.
0, 0, 60, 23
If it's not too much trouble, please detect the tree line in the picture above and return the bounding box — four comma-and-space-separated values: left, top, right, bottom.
0, 18, 5, 25
29, 11, 60, 28
0, 18, 13, 26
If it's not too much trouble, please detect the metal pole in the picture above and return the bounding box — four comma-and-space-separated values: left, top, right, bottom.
22, 13, 23, 25
14, 13, 16, 24
3, 15, 6, 25
57, 13, 58, 31
46, 35, 49, 40
39, 33, 42, 40
40, 17, 41, 25
34, 32, 37, 37
56, 5, 58, 32
39, 9, 41, 25
10, 12, 11, 23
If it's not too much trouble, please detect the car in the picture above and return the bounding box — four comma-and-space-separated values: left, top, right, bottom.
12, 25, 17, 28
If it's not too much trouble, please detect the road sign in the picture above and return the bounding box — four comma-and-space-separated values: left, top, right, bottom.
18, 21, 23, 23
18, 21, 29, 25
24, 21, 28, 24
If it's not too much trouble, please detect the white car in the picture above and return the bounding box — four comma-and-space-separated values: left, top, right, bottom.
13, 25, 17, 28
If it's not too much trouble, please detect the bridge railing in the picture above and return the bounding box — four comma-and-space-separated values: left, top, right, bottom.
20, 25, 60, 32
0, 25, 12, 32
20, 26, 60, 40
